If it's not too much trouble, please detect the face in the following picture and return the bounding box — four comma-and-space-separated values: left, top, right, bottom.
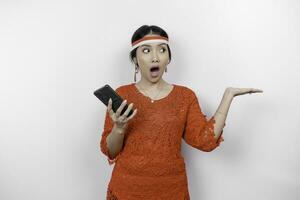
133, 35, 170, 82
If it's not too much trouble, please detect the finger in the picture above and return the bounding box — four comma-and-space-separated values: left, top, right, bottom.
107, 98, 112, 109
115, 99, 127, 118
122, 103, 133, 117
125, 108, 137, 121
107, 98, 114, 115
249, 88, 263, 93
107, 98, 112, 110
254, 89, 263, 92
246, 88, 254, 94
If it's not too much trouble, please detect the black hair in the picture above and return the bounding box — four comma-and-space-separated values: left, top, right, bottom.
129, 25, 172, 67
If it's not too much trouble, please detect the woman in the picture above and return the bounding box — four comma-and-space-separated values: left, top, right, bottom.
100, 25, 263, 200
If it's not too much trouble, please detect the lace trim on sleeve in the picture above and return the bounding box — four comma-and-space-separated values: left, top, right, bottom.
204, 116, 225, 150
100, 125, 123, 165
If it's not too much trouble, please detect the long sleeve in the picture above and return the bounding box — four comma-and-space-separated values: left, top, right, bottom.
182, 91, 225, 152
99, 87, 125, 165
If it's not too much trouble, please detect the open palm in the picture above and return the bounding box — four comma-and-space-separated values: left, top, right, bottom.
226, 87, 263, 97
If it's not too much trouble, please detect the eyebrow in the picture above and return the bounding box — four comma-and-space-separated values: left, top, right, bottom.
140, 43, 167, 48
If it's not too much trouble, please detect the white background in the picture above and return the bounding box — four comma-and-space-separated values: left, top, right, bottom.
1, 0, 299, 199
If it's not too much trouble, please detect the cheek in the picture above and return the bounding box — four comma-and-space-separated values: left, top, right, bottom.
161, 54, 169, 62
137, 54, 150, 64
138, 58, 148, 66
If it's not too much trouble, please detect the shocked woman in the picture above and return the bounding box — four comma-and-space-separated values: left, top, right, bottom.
100, 25, 263, 200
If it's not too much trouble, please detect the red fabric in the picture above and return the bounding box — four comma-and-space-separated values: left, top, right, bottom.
100, 83, 225, 200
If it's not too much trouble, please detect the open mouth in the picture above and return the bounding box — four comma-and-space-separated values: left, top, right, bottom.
150, 66, 160, 72
150, 66, 160, 77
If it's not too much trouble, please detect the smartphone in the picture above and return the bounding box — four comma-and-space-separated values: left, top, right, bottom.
93, 84, 133, 118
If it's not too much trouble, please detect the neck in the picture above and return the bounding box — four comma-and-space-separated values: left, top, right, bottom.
136, 79, 167, 90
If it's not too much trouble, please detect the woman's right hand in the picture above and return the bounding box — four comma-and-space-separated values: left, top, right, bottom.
107, 98, 138, 130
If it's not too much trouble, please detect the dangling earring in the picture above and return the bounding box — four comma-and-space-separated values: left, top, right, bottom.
165, 60, 169, 73
134, 65, 139, 82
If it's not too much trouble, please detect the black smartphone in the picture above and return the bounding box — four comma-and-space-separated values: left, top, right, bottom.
93, 84, 133, 118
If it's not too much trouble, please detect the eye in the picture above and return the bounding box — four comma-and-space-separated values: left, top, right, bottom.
142, 48, 150, 53
160, 47, 166, 53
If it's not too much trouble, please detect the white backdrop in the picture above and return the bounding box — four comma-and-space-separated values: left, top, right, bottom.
1, 0, 299, 199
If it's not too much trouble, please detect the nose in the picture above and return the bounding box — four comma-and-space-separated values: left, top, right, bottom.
151, 50, 159, 63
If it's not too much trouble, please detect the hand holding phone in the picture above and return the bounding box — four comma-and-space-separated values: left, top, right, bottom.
93, 84, 138, 125
107, 97, 137, 129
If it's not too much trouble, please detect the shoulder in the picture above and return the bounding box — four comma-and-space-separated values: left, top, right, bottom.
175, 84, 197, 99
174, 84, 199, 107
115, 83, 133, 97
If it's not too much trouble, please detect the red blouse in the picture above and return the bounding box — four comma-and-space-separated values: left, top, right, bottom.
100, 83, 225, 200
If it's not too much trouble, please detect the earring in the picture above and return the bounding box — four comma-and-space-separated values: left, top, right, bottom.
134, 65, 139, 82
165, 60, 170, 72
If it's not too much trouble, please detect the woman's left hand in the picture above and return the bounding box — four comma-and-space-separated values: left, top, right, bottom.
225, 87, 263, 98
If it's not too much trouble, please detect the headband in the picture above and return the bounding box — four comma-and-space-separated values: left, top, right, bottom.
131, 35, 169, 51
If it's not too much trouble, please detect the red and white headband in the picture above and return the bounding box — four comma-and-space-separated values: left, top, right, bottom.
131, 35, 169, 51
